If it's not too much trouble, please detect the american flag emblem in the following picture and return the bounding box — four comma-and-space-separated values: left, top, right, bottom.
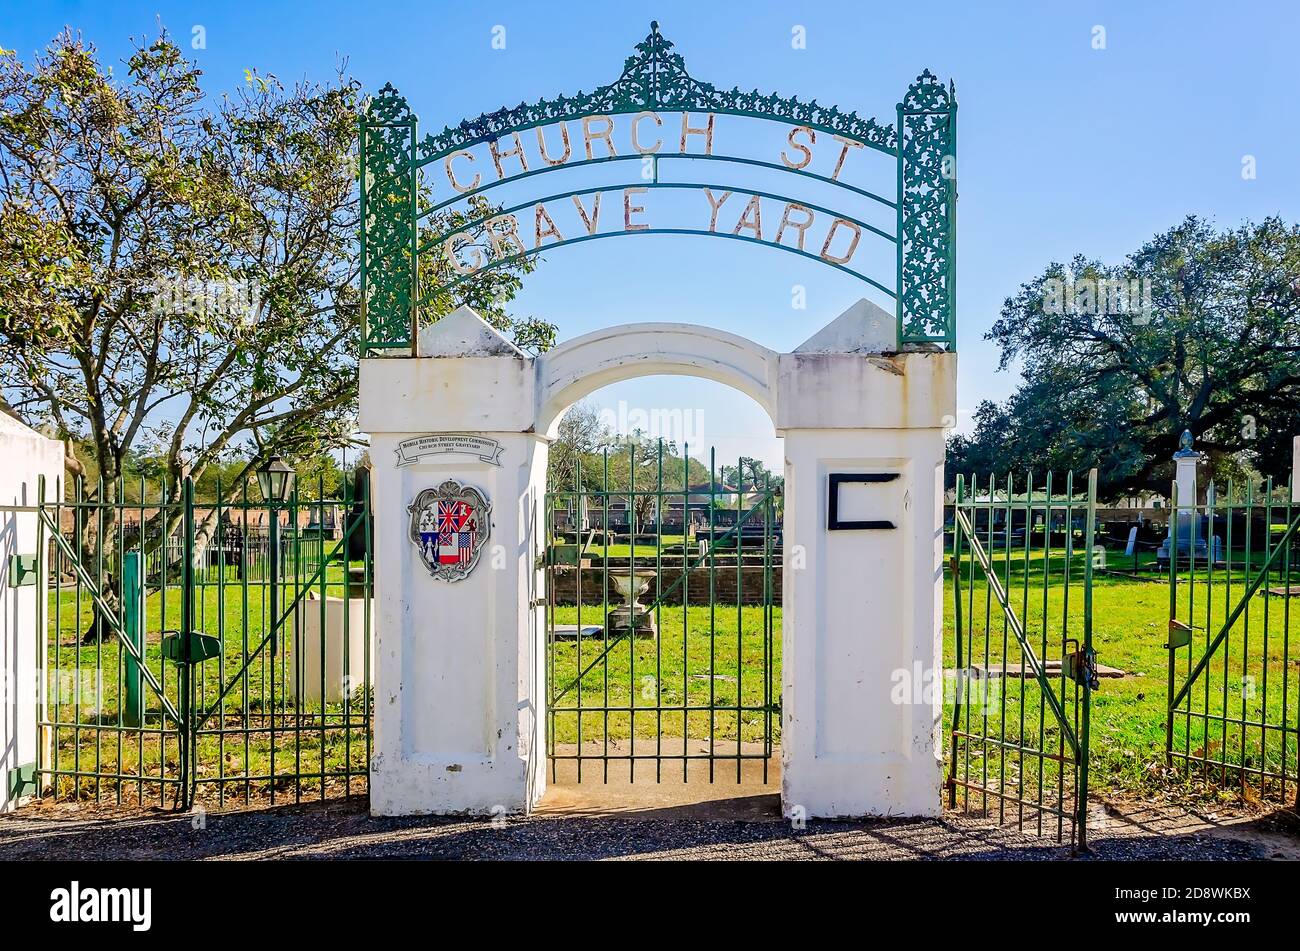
408, 480, 491, 582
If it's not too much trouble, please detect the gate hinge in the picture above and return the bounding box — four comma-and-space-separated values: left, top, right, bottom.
161, 631, 223, 664
1063, 639, 1099, 690
1165, 620, 1193, 650
7, 553, 37, 587
5, 761, 36, 800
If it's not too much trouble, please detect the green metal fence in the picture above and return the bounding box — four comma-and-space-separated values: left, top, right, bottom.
544, 442, 780, 783
946, 470, 1097, 849
28, 469, 372, 811
1164, 478, 1300, 805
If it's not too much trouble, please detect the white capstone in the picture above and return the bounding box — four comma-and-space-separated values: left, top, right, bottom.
794, 297, 897, 354
417, 304, 526, 358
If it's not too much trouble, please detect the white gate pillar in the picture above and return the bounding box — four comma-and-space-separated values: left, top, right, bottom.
0, 414, 62, 812
360, 310, 547, 815
776, 318, 956, 817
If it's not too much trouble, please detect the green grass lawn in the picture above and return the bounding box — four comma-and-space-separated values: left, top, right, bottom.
42, 560, 370, 807
547, 602, 778, 750
948, 546, 1299, 804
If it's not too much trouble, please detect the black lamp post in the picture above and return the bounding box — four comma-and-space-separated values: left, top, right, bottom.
258, 455, 295, 656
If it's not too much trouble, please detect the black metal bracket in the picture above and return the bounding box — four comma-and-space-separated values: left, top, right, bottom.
1064, 638, 1100, 690
160, 630, 222, 665
827, 472, 899, 531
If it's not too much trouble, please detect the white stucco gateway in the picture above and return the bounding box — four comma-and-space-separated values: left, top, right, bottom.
358, 298, 956, 818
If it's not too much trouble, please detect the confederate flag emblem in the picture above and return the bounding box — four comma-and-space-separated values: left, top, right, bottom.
408, 480, 491, 581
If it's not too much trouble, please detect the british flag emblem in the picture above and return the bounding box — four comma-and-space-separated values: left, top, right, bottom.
408, 480, 491, 581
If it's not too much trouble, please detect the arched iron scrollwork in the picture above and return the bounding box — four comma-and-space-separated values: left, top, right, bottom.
897, 71, 957, 346
417, 23, 895, 165
359, 22, 956, 355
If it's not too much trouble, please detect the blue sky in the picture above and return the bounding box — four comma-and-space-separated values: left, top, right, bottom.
6, 1, 1298, 473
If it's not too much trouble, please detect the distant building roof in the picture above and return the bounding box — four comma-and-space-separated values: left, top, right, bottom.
686, 481, 737, 493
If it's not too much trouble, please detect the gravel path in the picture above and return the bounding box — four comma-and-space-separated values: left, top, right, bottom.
1, 797, 1294, 860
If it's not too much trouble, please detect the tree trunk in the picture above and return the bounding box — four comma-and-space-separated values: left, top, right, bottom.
79, 459, 121, 644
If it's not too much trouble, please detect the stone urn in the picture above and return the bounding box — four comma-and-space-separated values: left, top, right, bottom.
606, 569, 657, 638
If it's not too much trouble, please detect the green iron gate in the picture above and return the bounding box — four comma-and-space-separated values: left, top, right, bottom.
22, 469, 372, 810
1164, 477, 1300, 805
544, 443, 779, 783
946, 470, 1098, 849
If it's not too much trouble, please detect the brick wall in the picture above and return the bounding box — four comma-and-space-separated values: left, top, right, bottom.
548, 564, 781, 606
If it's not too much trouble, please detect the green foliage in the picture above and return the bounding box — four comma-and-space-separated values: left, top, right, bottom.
548, 403, 712, 494
0, 29, 547, 521
952, 216, 1300, 498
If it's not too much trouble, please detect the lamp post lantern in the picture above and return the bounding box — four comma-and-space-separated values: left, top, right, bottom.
257, 454, 295, 504
258, 455, 295, 658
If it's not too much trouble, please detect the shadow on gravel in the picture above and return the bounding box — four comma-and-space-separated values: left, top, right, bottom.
0, 798, 1282, 861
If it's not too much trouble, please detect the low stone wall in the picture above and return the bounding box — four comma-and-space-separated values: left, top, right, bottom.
548, 564, 781, 606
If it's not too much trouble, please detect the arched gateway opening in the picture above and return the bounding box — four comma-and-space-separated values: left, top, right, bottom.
538, 325, 779, 436
357, 23, 958, 818
538, 329, 783, 801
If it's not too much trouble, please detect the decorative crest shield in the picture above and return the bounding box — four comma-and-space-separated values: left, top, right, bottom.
408, 480, 491, 581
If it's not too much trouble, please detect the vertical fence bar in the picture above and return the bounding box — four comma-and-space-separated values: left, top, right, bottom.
1018, 470, 1033, 830
628, 443, 637, 782
1038, 471, 1052, 835
655, 441, 664, 782
1166, 479, 1178, 768
114, 476, 125, 804
363, 469, 374, 797
121, 552, 143, 730
997, 472, 1012, 823
1076, 468, 1097, 852
179, 477, 195, 810
1259, 479, 1271, 792
708, 448, 717, 781
94, 477, 104, 802
1060, 471, 1075, 841
34, 474, 48, 799
947, 475, 964, 809
1225, 480, 1236, 790
601, 449, 610, 782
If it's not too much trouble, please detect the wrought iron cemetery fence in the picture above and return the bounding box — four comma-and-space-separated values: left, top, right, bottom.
20, 469, 373, 810
946, 470, 1098, 850
544, 442, 780, 783
1164, 477, 1300, 806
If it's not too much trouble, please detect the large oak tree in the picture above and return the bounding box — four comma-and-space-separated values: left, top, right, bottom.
950, 216, 1300, 498
0, 31, 546, 564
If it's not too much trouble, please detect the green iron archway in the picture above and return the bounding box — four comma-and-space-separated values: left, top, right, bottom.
359, 22, 956, 354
